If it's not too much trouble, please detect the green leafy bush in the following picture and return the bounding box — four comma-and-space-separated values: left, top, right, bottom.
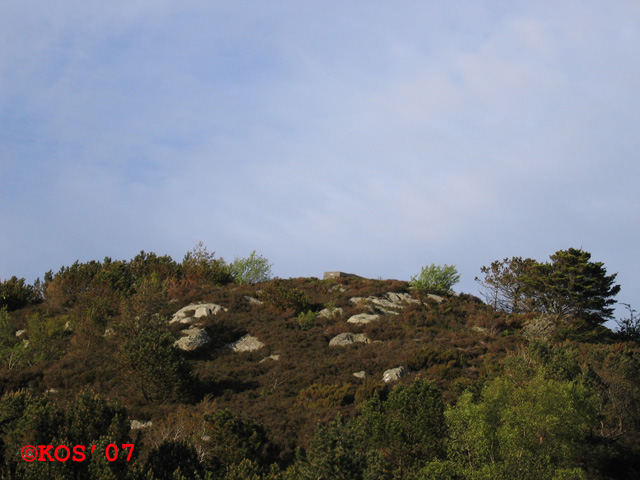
409, 264, 460, 295
297, 310, 316, 330
231, 251, 273, 284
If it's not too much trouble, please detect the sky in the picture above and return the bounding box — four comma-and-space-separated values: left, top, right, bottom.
1, 1, 639, 323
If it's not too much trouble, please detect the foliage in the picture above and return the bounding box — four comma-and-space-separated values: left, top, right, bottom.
0, 308, 28, 370
120, 328, 193, 403
477, 248, 620, 327
615, 304, 640, 343
409, 264, 460, 296
475, 257, 537, 313
293, 415, 367, 480
528, 248, 620, 325
145, 440, 205, 480
360, 379, 446, 477
202, 409, 271, 472
297, 310, 316, 331
0, 276, 39, 311
231, 251, 273, 285
444, 367, 598, 480
182, 242, 233, 286
295, 383, 355, 410
259, 280, 310, 315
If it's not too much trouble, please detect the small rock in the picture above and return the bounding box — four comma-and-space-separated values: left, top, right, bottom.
227, 334, 265, 352
245, 296, 263, 306
174, 327, 211, 351
259, 354, 280, 363
318, 307, 343, 319
347, 313, 380, 324
15, 330, 26, 338
130, 420, 153, 430
329, 332, 371, 347
383, 366, 405, 383
353, 371, 366, 379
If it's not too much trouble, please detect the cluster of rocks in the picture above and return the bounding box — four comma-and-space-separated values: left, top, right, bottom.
171, 302, 267, 355
350, 367, 405, 383
349, 292, 421, 315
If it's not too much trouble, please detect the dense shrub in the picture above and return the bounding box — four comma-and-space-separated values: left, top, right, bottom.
0, 277, 39, 311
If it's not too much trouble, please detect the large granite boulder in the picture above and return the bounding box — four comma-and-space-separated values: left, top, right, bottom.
171, 303, 227, 324
227, 334, 265, 352
329, 332, 371, 347
174, 327, 211, 351
383, 366, 405, 383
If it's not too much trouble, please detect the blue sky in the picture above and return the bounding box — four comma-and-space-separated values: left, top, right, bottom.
1, 1, 639, 321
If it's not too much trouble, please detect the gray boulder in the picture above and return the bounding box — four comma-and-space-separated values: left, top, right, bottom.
174, 327, 211, 351
227, 334, 265, 352
171, 303, 227, 324
383, 366, 405, 383
329, 332, 371, 347
347, 313, 380, 324
318, 307, 344, 319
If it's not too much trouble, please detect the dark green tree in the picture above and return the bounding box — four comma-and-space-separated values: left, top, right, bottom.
527, 248, 620, 326
360, 379, 446, 477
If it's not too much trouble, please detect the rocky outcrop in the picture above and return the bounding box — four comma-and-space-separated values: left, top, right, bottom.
383, 366, 405, 383
227, 334, 265, 352
174, 327, 211, 351
329, 332, 371, 347
350, 292, 420, 315
171, 303, 227, 324
347, 313, 380, 324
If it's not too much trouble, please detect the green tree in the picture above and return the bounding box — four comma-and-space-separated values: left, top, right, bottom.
477, 249, 620, 327
231, 251, 273, 285
360, 379, 446, 477
0, 276, 39, 311
527, 248, 620, 326
293, 415, 367, 480
444, 369, 598, 480
120, 328, 193, 403
410, 264, 460, 296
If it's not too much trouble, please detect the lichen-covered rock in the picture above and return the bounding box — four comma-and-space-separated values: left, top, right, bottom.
329, 332, 371, 347
383, 366, 405, 383
227, 334, 265, 352
347, 313, 380, 324
174, 327, 211, 351
171, 303, 227, 324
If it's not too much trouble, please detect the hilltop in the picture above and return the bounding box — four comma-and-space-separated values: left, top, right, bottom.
0, 246, 638, 479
